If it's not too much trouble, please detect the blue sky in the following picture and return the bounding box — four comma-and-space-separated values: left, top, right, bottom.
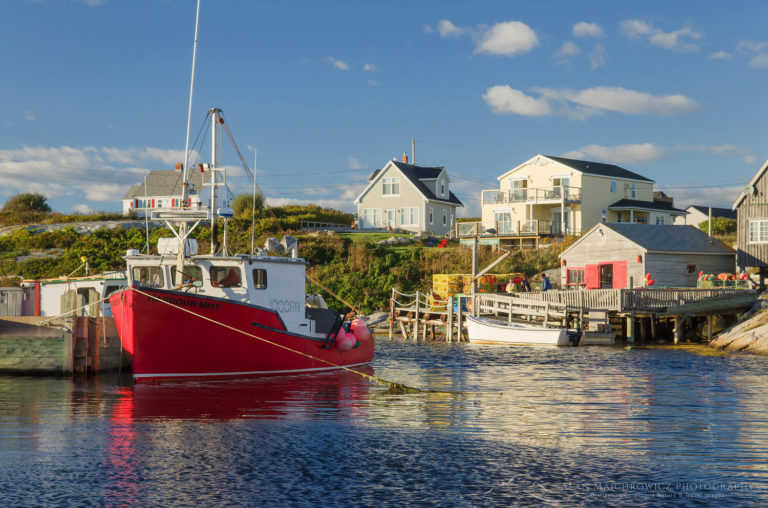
2, 0, 768, 217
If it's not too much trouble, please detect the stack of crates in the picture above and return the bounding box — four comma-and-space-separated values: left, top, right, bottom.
433, 273, 524, 298
432, 274, 464, 302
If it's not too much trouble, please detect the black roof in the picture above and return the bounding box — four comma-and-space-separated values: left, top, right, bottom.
609, 198, 686, 214
545, 155, 654, 183
370, 161, 463, 206
688, 206, 737, 220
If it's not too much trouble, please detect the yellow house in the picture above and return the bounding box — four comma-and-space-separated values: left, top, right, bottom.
479, 154, 685, 246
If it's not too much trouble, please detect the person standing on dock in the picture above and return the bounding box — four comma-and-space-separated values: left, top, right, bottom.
521, 274, 531, 292
541, 273, 552, 291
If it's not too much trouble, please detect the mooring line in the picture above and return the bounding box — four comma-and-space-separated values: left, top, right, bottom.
128, 287, 442, 394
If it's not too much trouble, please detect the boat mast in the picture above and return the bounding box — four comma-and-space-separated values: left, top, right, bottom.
210, 108, 220, 255
175, 0, 202, 283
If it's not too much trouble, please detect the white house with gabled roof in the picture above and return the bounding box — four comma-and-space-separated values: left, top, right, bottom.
354, 155, 464, 235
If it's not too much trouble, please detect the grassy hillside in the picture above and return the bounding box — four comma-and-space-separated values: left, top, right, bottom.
0, 206, 568, 313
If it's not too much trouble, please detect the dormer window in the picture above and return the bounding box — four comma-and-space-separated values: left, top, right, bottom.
382, 177, 400, 196
440, 182, 445, 196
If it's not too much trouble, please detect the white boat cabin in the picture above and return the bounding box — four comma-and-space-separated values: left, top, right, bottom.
124, 246, 331, 337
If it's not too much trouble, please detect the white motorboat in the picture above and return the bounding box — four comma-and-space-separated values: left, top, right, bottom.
465, 315, 579, 346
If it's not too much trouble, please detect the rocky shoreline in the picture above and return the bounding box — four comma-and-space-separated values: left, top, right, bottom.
709, 297, 768, 355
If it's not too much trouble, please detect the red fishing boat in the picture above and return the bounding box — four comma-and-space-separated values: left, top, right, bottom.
109, 1, 373, 382
109, 246, 374, 382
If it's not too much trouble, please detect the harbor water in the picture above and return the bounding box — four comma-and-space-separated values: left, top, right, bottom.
2, 340, 768, 506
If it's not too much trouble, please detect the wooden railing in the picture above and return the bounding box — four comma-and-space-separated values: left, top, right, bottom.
511, 288, 756, 312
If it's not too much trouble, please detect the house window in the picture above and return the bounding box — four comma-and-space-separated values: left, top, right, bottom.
630, 183, 636, 198
429, 207, 434, 224
252, 269, 267, 289
636, 215, 647, 224
510, 179, 527, 201
494, 212, 513, 234
400, 207, 418, 226
655, 215, 665, 225
611, 181, 617, 193
440, 182, 445, 196
442, 210, 447, 226
686, 264, 696, 274
601, 209, 607, 223
210, 266, 242, 288
567, 268, 585, 286
748, 220, 768, 243
363, 208, 382, 228
382, 177, 400, 196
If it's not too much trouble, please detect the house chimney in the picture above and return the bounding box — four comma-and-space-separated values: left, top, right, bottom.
175, 162, 183, 171
402, 152, 408, 164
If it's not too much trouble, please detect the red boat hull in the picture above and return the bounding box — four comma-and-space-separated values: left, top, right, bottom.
109, 286, 374, 382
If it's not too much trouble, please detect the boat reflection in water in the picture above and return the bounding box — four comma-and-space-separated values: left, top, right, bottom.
111, 367, 375, 422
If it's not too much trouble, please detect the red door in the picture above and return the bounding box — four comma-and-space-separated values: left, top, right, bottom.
585, 264, 600, 289
613, 261, 627, 289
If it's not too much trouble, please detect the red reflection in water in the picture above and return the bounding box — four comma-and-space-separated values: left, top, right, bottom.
128, 367, 374, 421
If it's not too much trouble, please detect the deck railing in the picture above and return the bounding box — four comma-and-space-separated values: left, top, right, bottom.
511, 288, 756, 312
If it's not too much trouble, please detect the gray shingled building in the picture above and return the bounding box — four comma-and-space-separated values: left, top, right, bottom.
122, 167, 233, 217
559, 223, 735, 289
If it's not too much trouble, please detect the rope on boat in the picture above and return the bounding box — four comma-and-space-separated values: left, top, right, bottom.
35, 294, 114, 326
128, 287, 429, 394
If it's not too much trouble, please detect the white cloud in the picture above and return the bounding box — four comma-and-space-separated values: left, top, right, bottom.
621, 19, 703, 52
561, 143, 671, 164
736, 40, 768, 69
709, 51, 731, 60
737, 40, 768, 53
24, 111, 37, 122
485, 85, 699, 119
367, 79, 379, 86
475, 21, 539, 57
589, 43, 607, 70
561, 142, 756, 167
74, 0, 106, 5
348, 157, 362, 170
73, 204, 94, 214
327, 57, 350, 71
363, 63, 377, 72
422, 23, 434, 34
547, 86, 700, 116
744, 153, 757, 165
661, 185, 743, 210
749, 54, 768, 69
482, 86, 553, 117
0, 145, 184, 212
265, 184, 365, 213
437, 19, 469, 38
555, 41, 581, 58
573, 22, 603, 38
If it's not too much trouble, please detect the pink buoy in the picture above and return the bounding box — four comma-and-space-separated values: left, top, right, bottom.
335, 328, 347, 347
350, 318, 366, 331
353, 325, 371, 342
338, 333, 356, 352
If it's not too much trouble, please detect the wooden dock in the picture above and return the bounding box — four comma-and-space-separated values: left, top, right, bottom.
389, 287, 758, 344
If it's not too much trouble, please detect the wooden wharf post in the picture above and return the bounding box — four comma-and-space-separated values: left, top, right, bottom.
413, 290, 420, 341
447, 296, 454, 342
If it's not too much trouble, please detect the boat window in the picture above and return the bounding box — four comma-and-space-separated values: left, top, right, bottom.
252, 269, 267, 290
210, 266, 242, 287
132, 266, 164, 287
170, 266, 204, 287
104, 284, 124, 298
